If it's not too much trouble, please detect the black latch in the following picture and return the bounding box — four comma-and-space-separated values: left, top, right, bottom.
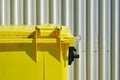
68, 47, 79, 65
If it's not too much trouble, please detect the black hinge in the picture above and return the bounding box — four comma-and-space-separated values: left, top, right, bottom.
68, 47, 79, 65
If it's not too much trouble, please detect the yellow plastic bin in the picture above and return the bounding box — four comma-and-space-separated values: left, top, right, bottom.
0, 24, 74, 80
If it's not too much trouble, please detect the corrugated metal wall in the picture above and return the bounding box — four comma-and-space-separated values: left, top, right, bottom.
0, 0, 119, 80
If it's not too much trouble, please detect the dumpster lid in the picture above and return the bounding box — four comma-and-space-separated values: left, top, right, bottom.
0, 24, 74, 46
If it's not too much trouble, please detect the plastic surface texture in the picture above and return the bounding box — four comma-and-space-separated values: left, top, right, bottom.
0, 24, 74, 80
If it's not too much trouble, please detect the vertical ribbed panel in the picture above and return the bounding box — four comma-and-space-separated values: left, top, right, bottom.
0, 1, 120, 80
59, 0, 62, 24
62, 0, 74, 80
6, 0, 10, 25
74, 0, 86, 80
0, 0, 10, 25
112, 0, 120, 80
87, 0, 99, 80
36, 0, 49, 24
100, 0, 111, 80
24, 0, 32, 25
62, 0, 74, 34
0, 0, 6, 25
32, 0, 36, 25
49, 0, 60, 24
19, 0, 23, 24
11, 0, 23, 24
24, 0, 36, 25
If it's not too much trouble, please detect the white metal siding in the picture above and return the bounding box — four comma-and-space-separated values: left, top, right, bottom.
0, 0, 119, 80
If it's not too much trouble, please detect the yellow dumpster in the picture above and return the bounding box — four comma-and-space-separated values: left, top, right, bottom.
0, 24, 75, 80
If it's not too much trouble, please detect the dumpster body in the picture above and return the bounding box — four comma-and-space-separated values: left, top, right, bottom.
0, 24, 74, 80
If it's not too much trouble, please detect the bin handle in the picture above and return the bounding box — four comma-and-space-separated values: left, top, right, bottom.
68, 35, 81, 65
